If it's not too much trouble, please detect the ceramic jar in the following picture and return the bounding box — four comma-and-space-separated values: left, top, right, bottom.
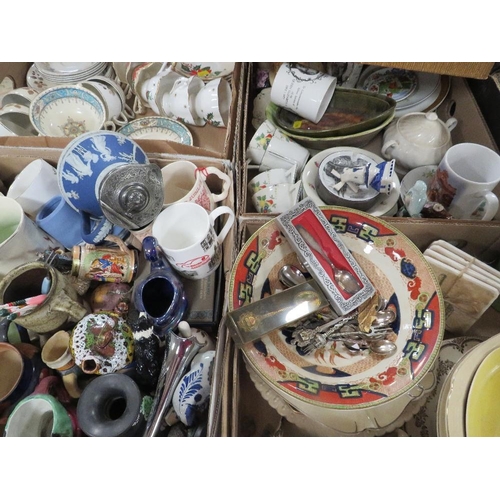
381, 111, 457, 173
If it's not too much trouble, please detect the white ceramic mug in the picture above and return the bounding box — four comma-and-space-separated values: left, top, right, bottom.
247, 168, 296, 194
7, 159, 61, 218
161, 160, 231, 211
260, 130, 310, 174
0, 197, 60, 279
251, 181, 302, 214
152, 202, 235, 280
427, 143, 500, 220
246, 120, 276, 164
270, 63, 337, 123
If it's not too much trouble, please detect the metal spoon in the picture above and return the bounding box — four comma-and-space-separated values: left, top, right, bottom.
344, 338, 397, 357
278, 265, 307, 289
296, 225, 361, 295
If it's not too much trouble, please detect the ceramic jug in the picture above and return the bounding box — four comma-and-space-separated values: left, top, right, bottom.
133, 236, 188, 336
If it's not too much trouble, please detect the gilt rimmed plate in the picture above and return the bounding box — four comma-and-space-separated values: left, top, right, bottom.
301, 147, 401, 217
404, 336, 484, 437
228, 207, 445, 412
117, 116, 193, 145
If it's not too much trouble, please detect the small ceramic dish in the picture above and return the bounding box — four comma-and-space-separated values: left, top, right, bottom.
301, 147, 400, 217
360, 67, 418, 102
0, 111, 39, 136
269, 88, 396, 138
315, 150, 381, 211
29, 85, 106, 137
266, 104, 396, 151
117, 116, 193, 145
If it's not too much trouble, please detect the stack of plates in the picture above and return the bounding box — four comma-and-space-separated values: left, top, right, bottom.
228, 207, 445, 436
27, 63, 112, 92
356, 66, 450, 118
436, 332, 500, 436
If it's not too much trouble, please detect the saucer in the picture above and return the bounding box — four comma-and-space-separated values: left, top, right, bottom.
301, 147, 401, 217
117, 116, 193, 145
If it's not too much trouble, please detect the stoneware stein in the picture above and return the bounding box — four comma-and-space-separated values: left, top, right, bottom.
70, 235, 138, 283
0, 262, 89, 334
76, 373, 151, 437
161, 160, 231, 211
69, 312, 135, 376
152, 202, 235, 280
41, 330, 83, 399
133, 236, 188, 335
427, 142, 500, 221
4, 393, 73, 437
0, 196, 60, 280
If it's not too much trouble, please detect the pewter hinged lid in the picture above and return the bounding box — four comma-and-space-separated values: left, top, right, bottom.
99, 162, 164, 230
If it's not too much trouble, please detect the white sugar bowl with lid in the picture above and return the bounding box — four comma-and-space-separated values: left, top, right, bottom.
381, 111, 457, 174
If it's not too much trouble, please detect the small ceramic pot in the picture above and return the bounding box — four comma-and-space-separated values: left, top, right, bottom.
4, 393, 73, 437
76, 373, 150, 437
69, 312, 135, 375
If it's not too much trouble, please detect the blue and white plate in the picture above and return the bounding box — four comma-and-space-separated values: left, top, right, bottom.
57, 130, 149, 218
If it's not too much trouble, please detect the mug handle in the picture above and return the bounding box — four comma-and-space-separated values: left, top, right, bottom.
475, 191, 499, 221
112, 111, 129, 127
445, 117, 458, 132
80, 211, 113, 244
209, 205, 235, 244
197, 167, 231, 204
123, 103, 136, 120
381, 139, 398, 159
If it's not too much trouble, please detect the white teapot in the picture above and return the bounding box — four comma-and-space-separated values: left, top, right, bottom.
381, 111, 457, 174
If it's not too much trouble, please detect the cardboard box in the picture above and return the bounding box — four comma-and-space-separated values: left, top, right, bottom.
238, 68, 500, 220
225, 216, 500, 437
0, 62, 247, 163
0, 147, 236, 438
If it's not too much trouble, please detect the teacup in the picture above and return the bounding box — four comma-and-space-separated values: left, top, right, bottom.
251, 181, 302, 213
0, 111, 38, 136
164, 76, 205, 126
0, 197, 60, 280
427, 142, 500, 221
271, 63, 337, 123
142, 67, 176, 114
247, 168, 296, 194
152, 202, 235, 280
0, 103, 30, 115
161, 160, 231, 211
79, 80, 128, 128
6, 158, 61, 219
246, 120, 276, 164
260, 129, 310, 174
29, 85, 106, 137
0, 86, 38, 108
194, 77, 232, 127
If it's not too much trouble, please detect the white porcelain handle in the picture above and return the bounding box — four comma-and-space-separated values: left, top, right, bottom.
445, 117, 458, 132
210, 205, 235, 245
475, 191, 499, 221
381, 139, 398, 159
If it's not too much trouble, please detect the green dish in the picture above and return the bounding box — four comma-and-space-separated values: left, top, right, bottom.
269, 88, 397, 138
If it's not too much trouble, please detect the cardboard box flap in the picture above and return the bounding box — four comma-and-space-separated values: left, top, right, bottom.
362, 62, 496, 80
